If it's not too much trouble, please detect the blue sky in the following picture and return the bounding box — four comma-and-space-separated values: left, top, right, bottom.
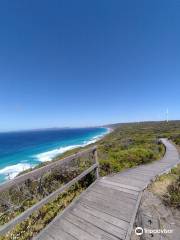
0, 0, 180, 131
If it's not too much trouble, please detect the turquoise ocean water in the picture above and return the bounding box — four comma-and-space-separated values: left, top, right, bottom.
0, 127, 109, 183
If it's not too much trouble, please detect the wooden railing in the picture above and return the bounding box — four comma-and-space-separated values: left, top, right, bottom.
0, 146, 99, 236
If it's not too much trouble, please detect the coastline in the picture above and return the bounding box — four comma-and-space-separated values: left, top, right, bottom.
28, 126, 112, 168
0, 127, 111, 183
45, 127, 112, 162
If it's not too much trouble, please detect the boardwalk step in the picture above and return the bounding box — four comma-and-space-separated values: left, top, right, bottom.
34, 139, 180, 240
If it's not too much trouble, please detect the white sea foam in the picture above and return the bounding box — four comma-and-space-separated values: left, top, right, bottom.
83, 135, 101, 145
36, 129, 110, 162
83, 128, 111, 145
0, 163, 31, 180
36, 145, 82, 162
0, 129, 110, 182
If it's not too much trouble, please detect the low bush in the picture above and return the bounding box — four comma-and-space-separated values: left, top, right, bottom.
165, 177, 180, 208
2, 120, 180, 239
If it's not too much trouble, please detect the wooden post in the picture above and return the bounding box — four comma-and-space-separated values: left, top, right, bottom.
0, 163, 98, 235
94, 148, 99, 179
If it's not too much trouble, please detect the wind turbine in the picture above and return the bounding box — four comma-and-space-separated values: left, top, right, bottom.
166, 108, 169, 123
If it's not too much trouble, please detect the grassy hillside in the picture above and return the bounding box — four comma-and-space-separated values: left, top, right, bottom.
150, 164, 180, 209
19, 120, 180, 177
98, 122, 165, 175
98, 121, 180, 174
1, 120, 180, 239
35, 120, 180, 176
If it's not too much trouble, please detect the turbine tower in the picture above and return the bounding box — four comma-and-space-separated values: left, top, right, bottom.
166, 108, 169, 123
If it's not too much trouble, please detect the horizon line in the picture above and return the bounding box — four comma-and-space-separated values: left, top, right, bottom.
0, 119, 179, 134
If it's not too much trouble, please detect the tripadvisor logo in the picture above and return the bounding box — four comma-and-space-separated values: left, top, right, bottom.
135, 227, 173, 236
135, 227, 143, 236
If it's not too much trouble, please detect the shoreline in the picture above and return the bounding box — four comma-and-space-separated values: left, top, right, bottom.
40, 127, 112, 158
49, 127, 112, 161
35, 126, 112, 163
0, 127, 111, 183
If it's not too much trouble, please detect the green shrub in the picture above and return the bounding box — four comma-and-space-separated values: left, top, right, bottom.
2, 120, 180, 239
164, 177, 180, 208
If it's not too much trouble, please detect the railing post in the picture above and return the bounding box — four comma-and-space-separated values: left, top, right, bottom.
94, 148, 99, 179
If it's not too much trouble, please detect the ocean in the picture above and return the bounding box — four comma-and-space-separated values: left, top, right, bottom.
0, 127, 109, 183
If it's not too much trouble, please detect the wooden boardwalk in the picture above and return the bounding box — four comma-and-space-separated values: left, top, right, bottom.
34, 139, 180, 240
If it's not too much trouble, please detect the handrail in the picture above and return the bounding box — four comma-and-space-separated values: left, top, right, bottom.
0, 147, 98, 236
0, 146, 97, 193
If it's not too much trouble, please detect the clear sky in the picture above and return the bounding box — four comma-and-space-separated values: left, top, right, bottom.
0, 0, 180, 131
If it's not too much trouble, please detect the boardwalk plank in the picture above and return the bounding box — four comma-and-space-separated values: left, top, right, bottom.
33, 138, 180, 240
79, 198, 132, 222
109, 175, 148, 188
74, 204, 129, 231
37, 226, 77, 240
98, 181, 139, 196
65, 211, 125, 239
92, 184, 138, 200
101, 178, 142, 191
81, 193, 135, 213
84, 189, 137, 208
54, 218, 96, 240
